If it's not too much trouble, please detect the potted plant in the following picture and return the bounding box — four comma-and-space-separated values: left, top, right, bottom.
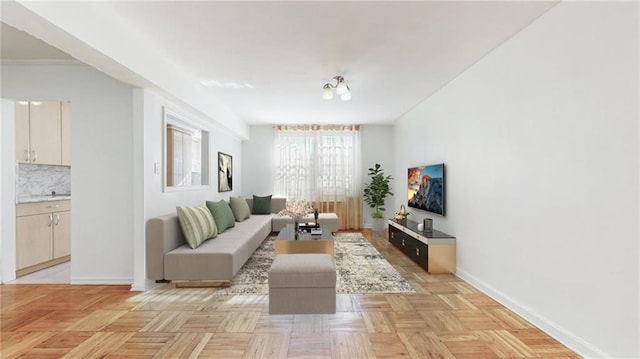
363, 163, 393, 231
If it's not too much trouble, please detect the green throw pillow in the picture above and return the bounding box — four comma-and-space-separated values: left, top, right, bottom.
176, 205, 218, 249
229, 196, 251, 222
206, 200, 236, 233
252, 195, 272, 214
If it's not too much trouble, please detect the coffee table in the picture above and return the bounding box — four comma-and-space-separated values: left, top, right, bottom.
274, 224, 334, 256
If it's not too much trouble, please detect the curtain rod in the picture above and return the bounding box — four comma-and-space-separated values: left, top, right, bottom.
274, 124, 361, 131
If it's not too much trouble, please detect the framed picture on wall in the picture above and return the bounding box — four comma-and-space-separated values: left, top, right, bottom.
218, 152, 232, 192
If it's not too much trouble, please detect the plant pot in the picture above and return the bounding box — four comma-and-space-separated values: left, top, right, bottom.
371, 218, 387, 232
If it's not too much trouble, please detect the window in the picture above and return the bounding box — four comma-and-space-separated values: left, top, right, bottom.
275, 125, 361, 201
163, 107, 209, 191
275, 125, 363, 229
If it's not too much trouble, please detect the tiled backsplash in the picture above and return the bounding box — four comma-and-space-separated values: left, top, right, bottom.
17, 163, 71, 197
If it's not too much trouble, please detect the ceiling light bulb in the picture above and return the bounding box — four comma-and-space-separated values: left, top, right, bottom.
335, 79, 348, 95
322, 84, 334, 100
340, 90, 351, 101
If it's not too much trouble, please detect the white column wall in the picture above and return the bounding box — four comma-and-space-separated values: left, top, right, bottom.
393, 2, 638, 357
0, 99, 17, 282
137, 89, 243, 290
241, 125, 276, 198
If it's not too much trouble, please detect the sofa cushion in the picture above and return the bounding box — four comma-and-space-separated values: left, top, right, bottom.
229, 196, 251, 222
252, 195, 272, 214
206, 200, 236, 233
176, 205, 218, 249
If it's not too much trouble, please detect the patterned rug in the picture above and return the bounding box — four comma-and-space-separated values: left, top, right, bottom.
209, 233, 414, 295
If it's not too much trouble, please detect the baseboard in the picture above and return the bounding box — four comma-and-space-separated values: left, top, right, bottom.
455, 268, 610, 359
70, 277, 133, 286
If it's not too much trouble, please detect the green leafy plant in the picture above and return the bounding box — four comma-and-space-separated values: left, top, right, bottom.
363, 163, 393, 219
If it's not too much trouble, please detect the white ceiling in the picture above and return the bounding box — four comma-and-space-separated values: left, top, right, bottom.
1, 1, 558, 127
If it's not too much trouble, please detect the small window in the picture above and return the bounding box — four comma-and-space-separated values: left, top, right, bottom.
163, 107, 209, 191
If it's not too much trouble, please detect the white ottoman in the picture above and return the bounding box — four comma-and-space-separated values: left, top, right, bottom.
268, 253, 336, 314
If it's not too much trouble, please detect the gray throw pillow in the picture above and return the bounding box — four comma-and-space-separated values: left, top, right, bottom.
252, 195, 272, 214
229, 196, 251, 222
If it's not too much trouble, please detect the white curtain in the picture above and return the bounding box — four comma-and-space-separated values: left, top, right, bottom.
275, 125, 362, 229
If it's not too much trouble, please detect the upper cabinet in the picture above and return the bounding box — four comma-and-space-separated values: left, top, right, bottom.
15, 101, 71, 166
29, 101, 61, 165
61, 101, 71, 166
15, 102, 30, 163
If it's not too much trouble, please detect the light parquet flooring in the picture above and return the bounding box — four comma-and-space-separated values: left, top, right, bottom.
1, 230, 580, 358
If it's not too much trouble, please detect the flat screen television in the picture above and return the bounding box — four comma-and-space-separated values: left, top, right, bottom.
407, 163, 445, 216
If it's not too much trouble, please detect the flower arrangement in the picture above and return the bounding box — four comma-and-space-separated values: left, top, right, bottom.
278, 200, 313, 223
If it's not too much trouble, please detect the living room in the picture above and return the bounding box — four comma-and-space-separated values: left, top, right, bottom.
1, 1, 638, 358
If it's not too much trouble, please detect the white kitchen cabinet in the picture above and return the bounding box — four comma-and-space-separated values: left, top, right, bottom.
15, 101, 70, 166
16, 200, 71, 276
15, 102, 30, 163
61, 101, 71, 166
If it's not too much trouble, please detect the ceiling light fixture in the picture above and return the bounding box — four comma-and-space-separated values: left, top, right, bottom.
322, 75, 351, 101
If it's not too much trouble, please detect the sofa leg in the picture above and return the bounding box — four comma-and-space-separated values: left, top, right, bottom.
173, 280, 231, 288
155, 279, 170, 283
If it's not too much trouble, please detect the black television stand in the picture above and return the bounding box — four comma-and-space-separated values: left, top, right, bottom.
388, 219, 456, 273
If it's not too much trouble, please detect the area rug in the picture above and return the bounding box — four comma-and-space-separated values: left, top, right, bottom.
209, 233, 414, 295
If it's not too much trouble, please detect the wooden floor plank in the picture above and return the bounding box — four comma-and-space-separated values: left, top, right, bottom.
65, 309, 128, 332
0, 229, 579, 359
254, 313, 294, 333
331, 332, 376, 359
287, 333, 332, 358
61, 331, 135, 358
384, 293, 416, 312
153, 332, 212, 359
362, 311, 395, 333
242, 333, 290, 359
369, 333, 412, 358
218, 311, 262, 333
0, 331, 56, 359
103, 332, 175, 358
199, 333, 251, 358
328, 312, 367, 333
398, 331, 456, 359
292, 314, 330, 334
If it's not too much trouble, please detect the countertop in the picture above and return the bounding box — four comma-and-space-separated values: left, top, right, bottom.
16, 195, 72, 204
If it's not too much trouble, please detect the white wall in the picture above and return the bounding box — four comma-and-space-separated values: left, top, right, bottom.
0, 99, 17, 282
136, 89, 243, 290
394, 2, 639, 358
241, 125, 276, 197
241, 125, 395, 227
361, 125, 395, 227
1, 64, 135, 284
141, 89, 243, 216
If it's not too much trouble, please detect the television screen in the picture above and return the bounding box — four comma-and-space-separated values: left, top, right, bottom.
407, 163, 445, 216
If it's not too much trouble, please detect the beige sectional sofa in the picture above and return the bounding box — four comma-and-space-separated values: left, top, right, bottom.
146, 197, 286, 283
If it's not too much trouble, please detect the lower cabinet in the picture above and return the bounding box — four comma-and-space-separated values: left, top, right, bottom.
16, 200, 71, 276
388, 220, 457, 274
389, 225, 429, 270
